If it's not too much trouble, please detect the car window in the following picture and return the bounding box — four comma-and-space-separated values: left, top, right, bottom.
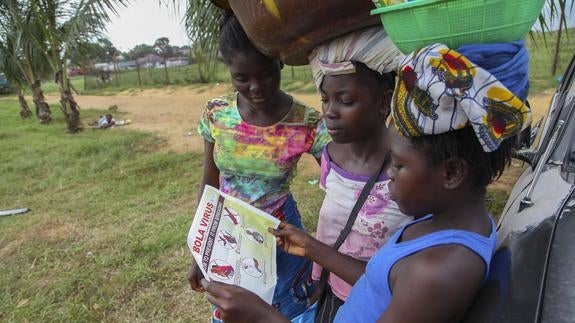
554, 65, 575, 182
533, 56, 575, 166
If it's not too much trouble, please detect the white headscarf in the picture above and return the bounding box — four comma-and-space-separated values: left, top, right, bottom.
308, 27, 405, 90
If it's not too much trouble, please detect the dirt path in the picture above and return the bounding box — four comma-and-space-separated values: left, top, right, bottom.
46, 86, 554, 182
47, 85, 324, 153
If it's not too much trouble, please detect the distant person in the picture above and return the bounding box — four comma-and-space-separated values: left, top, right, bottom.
186, 11, 331, 322
97, 114, 115, 129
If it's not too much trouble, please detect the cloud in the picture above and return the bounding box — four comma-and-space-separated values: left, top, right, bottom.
105, 0, 189, 51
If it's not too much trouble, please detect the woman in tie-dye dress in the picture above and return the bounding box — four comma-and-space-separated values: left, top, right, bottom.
186, 12, 331, 322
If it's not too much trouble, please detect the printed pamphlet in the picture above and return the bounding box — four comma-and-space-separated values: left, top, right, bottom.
187, 185, 280, 304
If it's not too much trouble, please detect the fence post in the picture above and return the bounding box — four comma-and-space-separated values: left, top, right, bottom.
136, 64, 142, 86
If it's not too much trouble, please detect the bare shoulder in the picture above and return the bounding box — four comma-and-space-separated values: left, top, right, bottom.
403, 244, 486, 289
381, 245, 486, 323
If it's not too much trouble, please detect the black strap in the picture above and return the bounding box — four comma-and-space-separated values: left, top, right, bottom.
315, 156, 389, 321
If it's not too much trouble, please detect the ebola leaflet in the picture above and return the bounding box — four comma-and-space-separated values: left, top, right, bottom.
187, 185, 280, 304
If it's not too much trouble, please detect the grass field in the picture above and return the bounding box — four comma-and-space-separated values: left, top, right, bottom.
527, 28, 575, 93
0, 100, 324, 321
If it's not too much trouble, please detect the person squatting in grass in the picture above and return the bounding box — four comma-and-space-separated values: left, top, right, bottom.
186, 12, 331, 322
199, 43, 531, 323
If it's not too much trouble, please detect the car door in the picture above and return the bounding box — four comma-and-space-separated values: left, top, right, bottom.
463, 54, 575, 323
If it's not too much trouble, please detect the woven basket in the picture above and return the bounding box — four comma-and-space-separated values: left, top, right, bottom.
371, 0, 546, 53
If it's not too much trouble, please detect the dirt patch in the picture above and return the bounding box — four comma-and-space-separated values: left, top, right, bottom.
46, 85, 322, 154
46, 86, 553, 187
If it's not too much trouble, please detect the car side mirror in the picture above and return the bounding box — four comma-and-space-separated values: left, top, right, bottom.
512, 148, 537, 167
510, 116, 545, 167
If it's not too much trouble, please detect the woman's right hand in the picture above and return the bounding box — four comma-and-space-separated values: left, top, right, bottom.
269, 222, 317, 257
187, 260, 205, 292
202, 279, 289, 323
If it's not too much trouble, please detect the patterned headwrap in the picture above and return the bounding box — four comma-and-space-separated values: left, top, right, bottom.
308, 27, 405, 90
392, 43, 532, 152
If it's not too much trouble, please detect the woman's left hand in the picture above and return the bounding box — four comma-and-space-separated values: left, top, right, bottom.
201, 279, 289, 323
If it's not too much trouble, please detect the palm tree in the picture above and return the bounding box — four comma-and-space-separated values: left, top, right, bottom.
30, 0, 126, 133
0, 40, 33, 119
0, 0, 53, 123
185, 0, 222, 83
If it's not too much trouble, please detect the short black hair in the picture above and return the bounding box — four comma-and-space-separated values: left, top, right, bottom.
353, 61, 396, 92
409, 126, 515, 190
218, 11, 258, 63
353, 62, 396, 118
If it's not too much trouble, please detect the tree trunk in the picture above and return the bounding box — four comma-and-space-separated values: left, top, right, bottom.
57, 71, 81, 133
18, 89, 33, 119
59, 90, 81, 133
59, 92, 80, 132
113, 60, 120, 87
30, 80, 52, 123
136, 64, 142, 86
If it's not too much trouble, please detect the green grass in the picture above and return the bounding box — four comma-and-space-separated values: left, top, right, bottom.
527, 28, 575, 93
0, 99, 324, 321
0, 100, 204, 321
41, 77, 85, 94
80, 63, 316, 94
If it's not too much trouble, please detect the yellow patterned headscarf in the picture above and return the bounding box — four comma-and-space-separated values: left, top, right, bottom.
392, 44, 531, 152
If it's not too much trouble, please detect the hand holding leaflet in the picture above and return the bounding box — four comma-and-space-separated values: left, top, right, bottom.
187, 185, 281, 304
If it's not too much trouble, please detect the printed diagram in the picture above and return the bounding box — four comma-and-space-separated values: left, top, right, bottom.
217, 229, 238, 250
241, 257, 263, 278
245, 228, 265, 244
212, 307, 222, 320
223, 206, 241, 225
210, 259, 235, 280
188, 185, 281, 304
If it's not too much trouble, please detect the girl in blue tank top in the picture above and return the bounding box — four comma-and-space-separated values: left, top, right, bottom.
199, 43, 531, 323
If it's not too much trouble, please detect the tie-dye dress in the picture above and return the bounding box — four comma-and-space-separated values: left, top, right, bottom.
197, 93, 331, 321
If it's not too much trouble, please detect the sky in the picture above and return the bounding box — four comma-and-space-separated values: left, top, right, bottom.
105, 0, 189, 52
533, 1, 575, 31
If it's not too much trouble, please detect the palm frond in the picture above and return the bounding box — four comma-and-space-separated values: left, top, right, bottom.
539, 0, 575, 31
184, 0, 223, 81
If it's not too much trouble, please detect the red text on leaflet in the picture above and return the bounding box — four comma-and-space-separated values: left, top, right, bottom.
193, 202, 214, 253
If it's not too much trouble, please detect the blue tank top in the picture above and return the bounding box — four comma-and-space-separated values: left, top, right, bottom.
334, 214, 497, 323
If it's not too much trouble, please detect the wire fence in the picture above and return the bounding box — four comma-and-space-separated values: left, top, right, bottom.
83, 63, 315, 92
